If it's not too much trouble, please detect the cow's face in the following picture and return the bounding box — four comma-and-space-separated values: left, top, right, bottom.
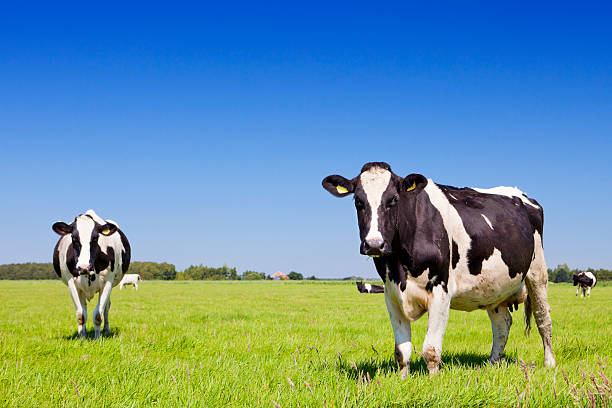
52, 215, 117, 276
323, 162, 403, 257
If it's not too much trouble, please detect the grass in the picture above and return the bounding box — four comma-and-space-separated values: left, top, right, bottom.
0, 280, 610, 407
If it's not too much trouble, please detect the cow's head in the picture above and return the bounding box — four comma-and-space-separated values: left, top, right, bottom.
322, 162, 428, 257
52, 214, 117, 276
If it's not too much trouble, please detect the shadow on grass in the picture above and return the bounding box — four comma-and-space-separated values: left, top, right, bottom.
338, 351, 517, 378
63, 327, 121, 341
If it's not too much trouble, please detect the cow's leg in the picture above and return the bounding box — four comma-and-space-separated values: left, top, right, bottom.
525, 275, 555, 367
576, 286, 580, 296
67, 278, 87, 338
134, 283, 138, 290
93, 280, 113, 339
384, 294, 412, 379
103, 299, 111, 334
119, 283, 123, 290
581, 286, 585, 298
586, 287, 591, 297
487, 306, 512, 364
422, 285, 451, 375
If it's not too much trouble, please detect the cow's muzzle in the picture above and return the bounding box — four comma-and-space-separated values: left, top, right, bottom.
361, 238, 388, 257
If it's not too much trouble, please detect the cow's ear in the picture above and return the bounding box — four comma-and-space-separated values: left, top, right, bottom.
98, 223, 117, 236
401, 174, 428, 193
52, 222, 72, 236
322, 175, 354, 197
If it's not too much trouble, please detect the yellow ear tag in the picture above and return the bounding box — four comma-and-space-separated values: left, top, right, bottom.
406, 182, 416, 192
368, 254, 381, 258
336, 185, 349, 194
102, 228, 111, 235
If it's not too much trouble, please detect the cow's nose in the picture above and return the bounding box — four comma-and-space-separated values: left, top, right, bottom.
77, 265, 90, 275
366, 238, 384, 251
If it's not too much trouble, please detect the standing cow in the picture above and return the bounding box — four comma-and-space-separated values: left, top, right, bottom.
573, 272, 597, 297
52, 210, 131, 339
119, 274, 141, 290
322, 162, 555, 376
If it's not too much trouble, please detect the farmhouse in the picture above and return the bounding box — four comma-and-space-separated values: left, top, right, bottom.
270, 272, 289, 280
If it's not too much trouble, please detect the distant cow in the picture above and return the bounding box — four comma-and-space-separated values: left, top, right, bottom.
52, 210, 131, 339
119, 274, 141, 290
356, 281, 384, 293
573, 272, 597, 298
323, 162, 555, 376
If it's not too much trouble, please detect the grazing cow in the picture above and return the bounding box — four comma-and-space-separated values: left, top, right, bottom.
322, 162, 555, 376
119, 274, 141, 290
52, 210, 131, 339
573, 272, 597, 298
356, 281, 384, 294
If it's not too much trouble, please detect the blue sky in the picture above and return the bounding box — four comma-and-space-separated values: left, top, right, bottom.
1, 2, 611, 277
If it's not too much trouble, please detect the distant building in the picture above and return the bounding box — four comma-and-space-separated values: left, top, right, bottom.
270, 271, 289, 280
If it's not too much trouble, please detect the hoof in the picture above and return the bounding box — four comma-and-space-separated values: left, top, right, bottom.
399, 366, 409, 380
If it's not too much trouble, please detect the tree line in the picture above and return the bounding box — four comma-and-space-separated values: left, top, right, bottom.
2, 261, 611, 282
0, 262, 312, 281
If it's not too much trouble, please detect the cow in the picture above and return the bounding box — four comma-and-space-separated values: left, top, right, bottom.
119, 274, 141, 290
573, 272, 597, 297
322, 162, 555, 376
52, 210, 131, 339
356, 281, 385, 293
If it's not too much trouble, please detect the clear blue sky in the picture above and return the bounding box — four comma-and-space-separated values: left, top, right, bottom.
1, 2, 611, 278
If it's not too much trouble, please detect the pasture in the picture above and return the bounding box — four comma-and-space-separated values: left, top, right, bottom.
0, 281, 610, 407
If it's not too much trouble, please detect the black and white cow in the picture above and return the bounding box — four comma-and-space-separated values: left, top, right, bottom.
573, 272, 597, 298
52, 210, 131, 339
323, 162, 555, 376
356, 281, 385, 293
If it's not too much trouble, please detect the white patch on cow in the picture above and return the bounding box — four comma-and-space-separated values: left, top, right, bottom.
85, 209, 105, 224
75, 216, 96, 269
360, 167, 391, 243
481, 214, 494, 230
472, 186, 539, 209
448, 193, 457, 200
364, 283, 372, 293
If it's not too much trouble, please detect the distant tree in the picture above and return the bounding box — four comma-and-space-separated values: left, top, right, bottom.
306, 275, 317, 280
288, 271, 303, 280
553, 264, 570, 283
182, 263, 239, 280
241, 270, 266, 280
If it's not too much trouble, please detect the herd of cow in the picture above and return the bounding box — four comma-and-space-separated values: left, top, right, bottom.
51, 162, 596, 376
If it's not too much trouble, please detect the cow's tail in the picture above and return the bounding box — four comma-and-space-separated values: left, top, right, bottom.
524, 294, 532, 336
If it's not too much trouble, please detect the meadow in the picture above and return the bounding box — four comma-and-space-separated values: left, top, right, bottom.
0, 280, 610, 407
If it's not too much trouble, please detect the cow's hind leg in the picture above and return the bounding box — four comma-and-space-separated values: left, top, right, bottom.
103, 299, 111, 335
487, 306, 512, 364
384, 294, 412, 379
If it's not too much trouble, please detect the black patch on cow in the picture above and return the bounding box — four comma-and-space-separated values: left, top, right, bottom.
573, 273, 594, 288
361, 162, 391, 173
66, 243, 77, 277
52, 240, 62, 278
394, 186, 450, 292
437, 185, 539, 279
118, 229, 131, 274
452, 240, 459, 269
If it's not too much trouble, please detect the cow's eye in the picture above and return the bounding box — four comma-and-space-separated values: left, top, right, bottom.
386, 195, 399, 208
355, 197, 365, 210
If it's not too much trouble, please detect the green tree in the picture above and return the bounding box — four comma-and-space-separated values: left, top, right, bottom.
288, 271, 303, 280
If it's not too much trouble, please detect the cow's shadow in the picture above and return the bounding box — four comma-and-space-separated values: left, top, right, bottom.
63, 328, 121, 341
338, 351, 516, 378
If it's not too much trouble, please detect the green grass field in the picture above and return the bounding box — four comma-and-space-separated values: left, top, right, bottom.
0, 281, 610, 407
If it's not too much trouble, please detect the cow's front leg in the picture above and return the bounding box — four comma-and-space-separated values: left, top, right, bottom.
94, 280, 113, 339
384, 294, 412, 379
67, 278, 87, 338
576, 286, 580, 297
422, 285, 451, 375
487, 306, 512, 364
